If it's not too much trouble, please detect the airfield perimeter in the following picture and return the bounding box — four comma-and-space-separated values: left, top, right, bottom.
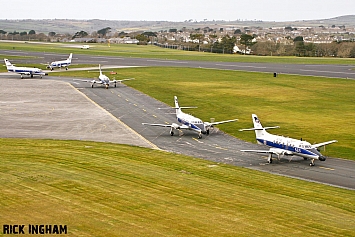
0, 50, 355, 190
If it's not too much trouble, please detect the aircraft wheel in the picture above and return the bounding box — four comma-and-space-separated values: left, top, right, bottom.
170, 131, 174, 136
268, 159, 272, 164
66, 68, 68, 70
310, 163, 315, 167
206, 129, 209, 135
91, 85, 94, 88
51, 68, 53, 71
114, 84, 117, 88
198, 134, 202, 139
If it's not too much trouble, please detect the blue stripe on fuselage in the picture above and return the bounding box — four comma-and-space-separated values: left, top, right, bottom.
256, 138, 317, 157
177, 117, 201, 131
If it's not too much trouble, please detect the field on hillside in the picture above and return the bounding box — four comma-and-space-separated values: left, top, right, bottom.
0, 139, 354, 236
53, 67, 355, 160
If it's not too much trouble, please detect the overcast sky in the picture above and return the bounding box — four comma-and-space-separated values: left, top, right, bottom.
2, 0, 354, 22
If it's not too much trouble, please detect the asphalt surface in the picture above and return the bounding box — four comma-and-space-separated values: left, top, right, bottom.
1, 49, 355, 79
1, 50, 354, 190
0, 79, 154, 148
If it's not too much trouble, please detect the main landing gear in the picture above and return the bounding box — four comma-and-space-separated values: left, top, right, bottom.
310, 159, 315, 166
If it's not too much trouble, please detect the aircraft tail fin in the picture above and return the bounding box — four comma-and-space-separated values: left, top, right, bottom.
252, 114, 263, 130
239, 114, 278, 139
4, 58, 13, 69
174, 96, 182, 115
99, 64, 103, 76
68, 53, 73, 62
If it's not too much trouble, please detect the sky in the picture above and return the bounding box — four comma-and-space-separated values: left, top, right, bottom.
2, 0, 355, 22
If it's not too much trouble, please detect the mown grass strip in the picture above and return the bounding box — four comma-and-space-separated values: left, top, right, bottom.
0, 138, 354, 236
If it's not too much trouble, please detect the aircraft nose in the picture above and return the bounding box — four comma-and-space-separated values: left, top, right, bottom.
319, 155, 326, 161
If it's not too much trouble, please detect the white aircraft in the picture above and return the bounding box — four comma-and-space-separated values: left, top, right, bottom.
47, 53, 73, 71
143, 96, 238, 139
82, 64, 134, 89
4, 58, 47, 79
239, 114, 337, 166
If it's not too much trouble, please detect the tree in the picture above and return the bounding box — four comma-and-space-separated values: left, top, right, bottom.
142, 32, 157, 37
28, 30, 36, 35
240, 34, 254, 54
48, 32, 56, 37
350, 46, 355, 58
212, 35, 237, 54
295, 41, 306, 56
190, 34, 204, 43
72, 31, 88, 39
136, 34, 149, 42
234, 29, 242, 34
293, 36, 304, 42
97, 27, 111, 37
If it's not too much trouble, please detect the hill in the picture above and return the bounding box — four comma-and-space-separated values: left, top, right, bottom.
0, 15, 354, 34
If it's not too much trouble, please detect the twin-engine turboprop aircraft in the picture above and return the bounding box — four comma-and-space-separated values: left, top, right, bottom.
239, 114, 337, 166
143, 96, 238, 139
47, 53, 73, 71
4, 58, 47, 79
82, 64, 134, 89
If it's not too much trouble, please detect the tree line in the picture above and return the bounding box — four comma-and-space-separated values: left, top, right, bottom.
1, 27, 355, 58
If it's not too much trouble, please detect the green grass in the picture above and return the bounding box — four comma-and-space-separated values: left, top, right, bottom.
0, 138, 354, 236
1, 41, 355, 65
53, 67, 355, 160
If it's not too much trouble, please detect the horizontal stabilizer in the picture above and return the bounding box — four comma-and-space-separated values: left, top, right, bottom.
239, 126, 279, 132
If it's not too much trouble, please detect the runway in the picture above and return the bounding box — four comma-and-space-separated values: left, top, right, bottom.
1, 50, 355, 79
1, 50, 355, 190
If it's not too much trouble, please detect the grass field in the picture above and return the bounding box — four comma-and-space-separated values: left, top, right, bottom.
1, 41, 355, 65
53, 67, 355, 160
0, 138, 354, 236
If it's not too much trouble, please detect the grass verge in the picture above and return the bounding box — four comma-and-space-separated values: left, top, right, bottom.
0, 138, 354, 236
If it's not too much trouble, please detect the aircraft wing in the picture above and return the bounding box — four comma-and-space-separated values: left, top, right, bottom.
81, 79, 103, 84
312, 140, 338, 148
240, 149, 273, 154
142, 123, 172, 128
142, 123, 190, 130
241, 148, 292, 155
205, 118, 238, 126
114, 78, 135, 82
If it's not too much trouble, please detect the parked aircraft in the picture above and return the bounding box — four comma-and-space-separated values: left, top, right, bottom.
4, 58, 47, 79
82, 64, 134, 89
143, 96, 238, 139
239, 114, 337, 166
47, 53, 72, 70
